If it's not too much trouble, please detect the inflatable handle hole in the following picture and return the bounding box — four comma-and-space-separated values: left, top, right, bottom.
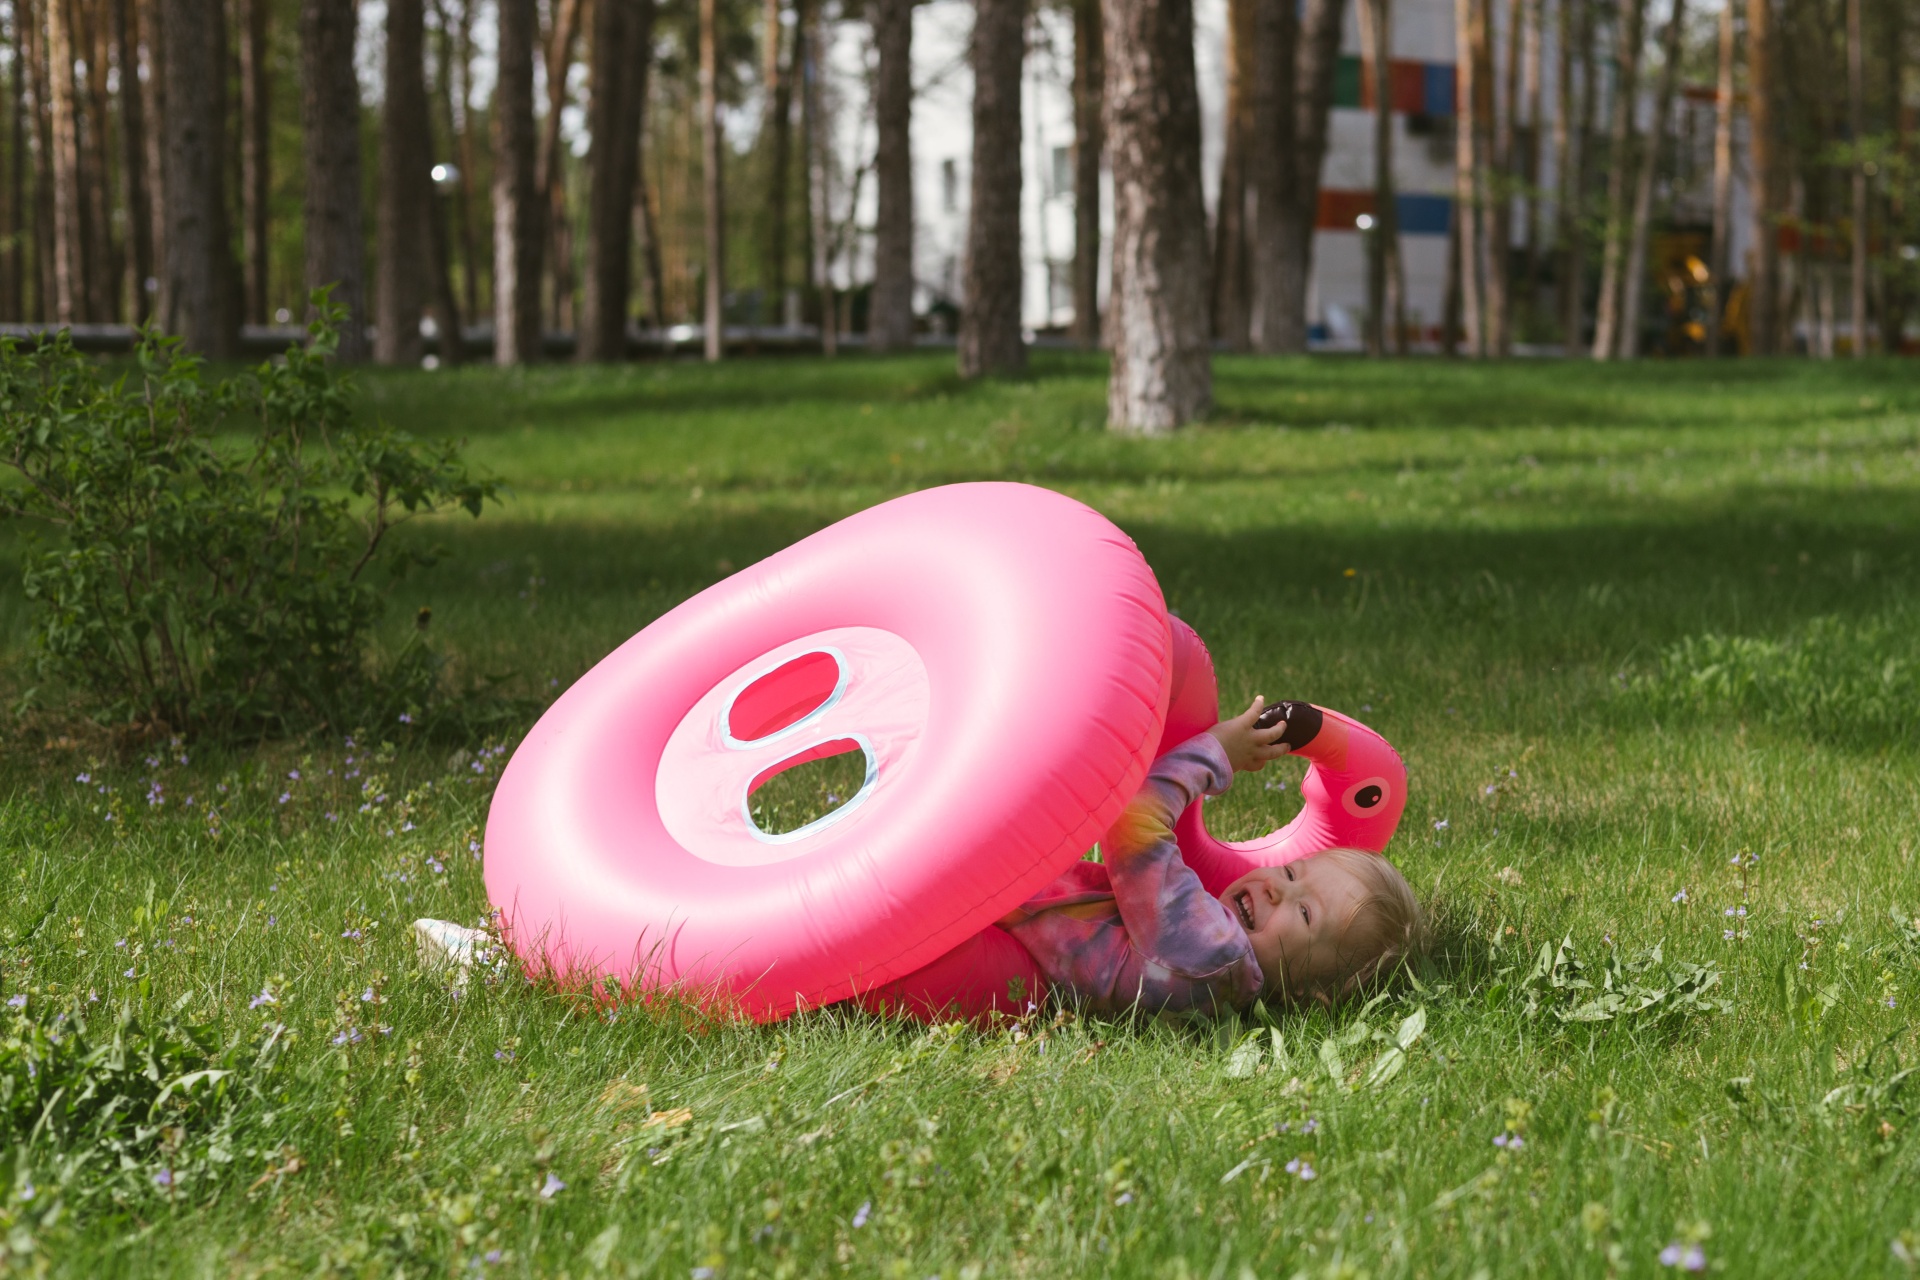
726, 649, 844, 745
745, 737, 878, 842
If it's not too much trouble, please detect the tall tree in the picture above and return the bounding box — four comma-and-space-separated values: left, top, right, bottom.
1267, 0, 1345, 352
1618, 0, 1684, 358
493, 0, 542, 364
957, 0, 1024, 378
1488, 0, 1519, 353
1745, 0, 1779, 354
1453, 0, 1482, 354
1248, 0, 1295, 351
1359, 0, 1400, 355
23, 0, 56, 320
1210, 0, 1253, 350
1103, 0, 1209, 430
157, 0, 235, 353
869, 0, 914, 352
1875, 0, 1904, 354
1846, 0, 1865, 356
238, 0, 269, 324
1471, 0, 1503, 352
580, 0, 656, 359
699, 0, 725, 361
1706, 0, 1734, 356
760, 0, 792, 323
537, 0, 581, 331
301, 0, 368, 360
112, 0, 153, 322
46, 0, 81, 321
136, 0, 165, 316
1519, 0, 1541, 306
377, 0, 431, 364
79, 0, 116, 319
1590, 0, 1645, 359
3, 8, 23, 318
1069, 0, 1101, 345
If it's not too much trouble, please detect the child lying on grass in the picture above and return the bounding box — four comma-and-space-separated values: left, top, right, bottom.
998, 697, 1422, 1015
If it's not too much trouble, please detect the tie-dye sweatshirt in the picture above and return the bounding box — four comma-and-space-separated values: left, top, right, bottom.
999, 733, 1264, 1017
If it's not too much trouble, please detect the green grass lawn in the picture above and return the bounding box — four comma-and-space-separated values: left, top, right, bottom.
5, 351, 1920, 1277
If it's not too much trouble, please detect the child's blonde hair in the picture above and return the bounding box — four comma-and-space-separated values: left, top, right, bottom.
1281, 848, 1424, 1005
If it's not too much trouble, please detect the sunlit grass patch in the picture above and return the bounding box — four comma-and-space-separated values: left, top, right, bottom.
1, 353, 1918, 1275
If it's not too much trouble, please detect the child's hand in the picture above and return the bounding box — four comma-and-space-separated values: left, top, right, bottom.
1208, 696, 1294, 773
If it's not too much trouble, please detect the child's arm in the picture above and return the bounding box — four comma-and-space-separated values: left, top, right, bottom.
1101, 733, 1263, 1005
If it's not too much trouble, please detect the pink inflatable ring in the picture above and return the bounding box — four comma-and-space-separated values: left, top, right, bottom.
484, 483, 1173, 1020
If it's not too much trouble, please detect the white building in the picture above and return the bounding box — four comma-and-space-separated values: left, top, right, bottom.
813, 0, 1750, 349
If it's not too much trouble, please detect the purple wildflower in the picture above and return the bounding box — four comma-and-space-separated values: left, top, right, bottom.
249, 989, 276, 1009
539, 1173, 565, 1199
153, 1169, 173, 1188
851, 1201, 871, 1228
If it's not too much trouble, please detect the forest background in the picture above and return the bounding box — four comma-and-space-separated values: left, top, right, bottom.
0, 0, 1914, 431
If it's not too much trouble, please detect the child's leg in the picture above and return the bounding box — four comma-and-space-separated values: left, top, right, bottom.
853, 925, 1049, 1025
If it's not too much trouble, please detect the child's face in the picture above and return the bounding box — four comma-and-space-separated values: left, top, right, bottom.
1219, 858, 1373, 1002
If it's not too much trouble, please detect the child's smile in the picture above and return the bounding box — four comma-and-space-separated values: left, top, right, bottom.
1220, 856, 1375, 1001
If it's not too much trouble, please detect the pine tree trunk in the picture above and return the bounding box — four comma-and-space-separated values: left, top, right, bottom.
112, 0, 153, 321
157, 0, 235, 354
444, 0, 479, 321
2, 16, 22, 319
23, 0, 56, 322
1591, 0, 1645, 359
239, 0, 269, 324
1268, 0, 1344, 352
538, 0, 581, 333
377, 0, 430, 363
46, 0, 81, 322
300, 0, 368, 359
699, 0, 725, 361
1745, 0, 1778, 355
1360, 0, 1394, 356
84, 1, 118, 318
635, 150, 666, 328
493, 0, 542, 363
1519, 0, 1541, 309
1618, 0, 1683, 359
137, 0, 166, 318
1453, 0, 1481, 354
1103, 0, 1210, 431
1249, 0, 1295, 351
1706, 0, 1733, 356
427, 173, 465, 363
1211, 0, 1253, 350
79, 1, 116, 319
1070, 0, 1102, 345
760, 0, 791, 321
1483, 0, 1510, 353
1466, 0, 1497, 351
580, 0, 654, 360
869, 0, 914, 352
957, 0, 1025, 378
1846, 0, 1865, 356
1877, 0, 1904, 354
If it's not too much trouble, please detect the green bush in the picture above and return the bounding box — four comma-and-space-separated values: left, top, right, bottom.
0, 296, 494, 738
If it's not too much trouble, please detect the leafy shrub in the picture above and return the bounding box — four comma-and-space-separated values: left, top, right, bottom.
0, 295, 494, 738
1631, 615, 1918, 745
